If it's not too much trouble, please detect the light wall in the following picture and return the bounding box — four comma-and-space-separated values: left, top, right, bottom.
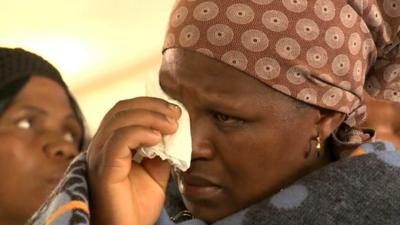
0, 0, 175, 134
74, 55, 161, 133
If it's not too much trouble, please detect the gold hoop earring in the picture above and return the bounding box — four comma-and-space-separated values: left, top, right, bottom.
306, 135, 322, 158
316, 136, 321, 158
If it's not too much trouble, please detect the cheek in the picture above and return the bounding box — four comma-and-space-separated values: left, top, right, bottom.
217, 123, 311, 203
221, 123, 309, 172
0, 132, 49, 211
0, 133, 42, 178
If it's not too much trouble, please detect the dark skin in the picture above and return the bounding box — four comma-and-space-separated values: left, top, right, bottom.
0, 76, 82, 225
88, 49, 345, 225
364, 93, 400, 148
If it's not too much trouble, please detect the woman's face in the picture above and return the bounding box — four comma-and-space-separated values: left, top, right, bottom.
160, 49, 322, 222
364, 96, 400, 148
0, 76, 82, 223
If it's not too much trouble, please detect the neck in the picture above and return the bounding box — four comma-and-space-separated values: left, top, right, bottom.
319, 149, 334, 166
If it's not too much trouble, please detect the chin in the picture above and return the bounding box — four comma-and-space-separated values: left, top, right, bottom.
183, 198, 235, 223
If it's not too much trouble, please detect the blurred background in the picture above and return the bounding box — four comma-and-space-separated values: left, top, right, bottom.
1, 0, 175, 134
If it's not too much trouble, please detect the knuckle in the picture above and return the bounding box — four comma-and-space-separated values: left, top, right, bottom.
117, 99, 131, 106
113, 110, 128, 119
111, 126, 131, 140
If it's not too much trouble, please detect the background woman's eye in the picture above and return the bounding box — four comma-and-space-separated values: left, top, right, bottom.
16, 119, 32, 129
63, 132, 74, 143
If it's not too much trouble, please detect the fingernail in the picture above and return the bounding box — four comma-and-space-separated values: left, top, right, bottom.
168, 103, 180, 111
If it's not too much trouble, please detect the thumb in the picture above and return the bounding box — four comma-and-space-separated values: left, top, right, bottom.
142, 157, 171, 191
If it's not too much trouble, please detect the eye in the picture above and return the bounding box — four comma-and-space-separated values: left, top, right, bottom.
64, 120, 82, 146
16, 118, 32, 130
213, 112, 244, 126
63, 132, 74, 143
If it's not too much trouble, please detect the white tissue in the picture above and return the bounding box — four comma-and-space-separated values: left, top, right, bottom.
133, 74, 192, 171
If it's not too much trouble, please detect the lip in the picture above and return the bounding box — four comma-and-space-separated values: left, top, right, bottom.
179, 174, 222, 198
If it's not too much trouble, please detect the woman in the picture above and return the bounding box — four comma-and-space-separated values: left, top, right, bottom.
29, 1, 400, 224
0, 47, 86, 225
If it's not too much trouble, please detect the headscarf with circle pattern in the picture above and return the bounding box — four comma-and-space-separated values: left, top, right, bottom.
162, 0, 400, 157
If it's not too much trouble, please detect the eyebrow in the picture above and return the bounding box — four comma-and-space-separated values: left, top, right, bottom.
17, 105, 77, 121
160, 79, 253, 117
18, 105, 47, 115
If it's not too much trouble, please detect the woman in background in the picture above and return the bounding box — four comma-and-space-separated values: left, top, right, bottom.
0, 47, 86, 225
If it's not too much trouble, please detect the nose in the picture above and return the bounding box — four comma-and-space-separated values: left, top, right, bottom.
42, 133, 79, 161
190, 118, 215, 161
44, 142, 78, 161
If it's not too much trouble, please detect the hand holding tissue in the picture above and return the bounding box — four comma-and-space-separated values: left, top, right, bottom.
134, 75, 192, 171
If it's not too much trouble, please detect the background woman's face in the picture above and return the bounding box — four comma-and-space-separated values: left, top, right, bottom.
0, 76, 82, 223
160, 49, 321, 222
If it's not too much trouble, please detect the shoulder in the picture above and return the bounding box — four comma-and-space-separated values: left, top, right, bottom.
243, 143, 400, 225
358, 140, 398, 152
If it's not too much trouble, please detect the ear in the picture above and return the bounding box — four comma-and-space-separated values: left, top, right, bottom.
316, 109, 346, 141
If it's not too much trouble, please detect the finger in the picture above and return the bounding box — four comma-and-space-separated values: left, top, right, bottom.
89, 108, 179, 163
102, 97, 181, 128
88, 98, 181, 163
141, 157, 171, 191
91, 126, 161, 184
106, 108, 179, 136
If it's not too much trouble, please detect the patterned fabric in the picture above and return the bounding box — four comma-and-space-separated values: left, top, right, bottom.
162, 0, 400, 154
26, 141, 400, 225
26, 154, 90, 225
